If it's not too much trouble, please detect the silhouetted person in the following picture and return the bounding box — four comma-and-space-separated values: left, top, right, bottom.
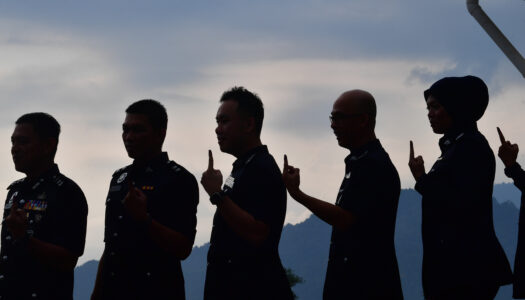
409, 76, 512, 300
91, 100, 198, 299
282, 90, 403, 299
0, 113, 88, 300
201, 87, 293, 300
497, 127, 525, 299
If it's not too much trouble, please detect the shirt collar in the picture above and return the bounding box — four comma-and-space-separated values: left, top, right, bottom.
439, 124, 478, 151
345, 139, 381, 165
233, 145, 268, 168
23, 164, 60, 189
132, 152, 169, 173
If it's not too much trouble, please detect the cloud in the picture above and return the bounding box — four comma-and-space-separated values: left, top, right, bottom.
0, 0, 524, 265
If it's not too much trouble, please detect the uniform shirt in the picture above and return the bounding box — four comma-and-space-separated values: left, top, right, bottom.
415, 126, 512, 297
204, 145, 293, 300
504, 162, 525, 298
0, 165, 88, 300
99, 152, 198, 299
323, 139, 403, 300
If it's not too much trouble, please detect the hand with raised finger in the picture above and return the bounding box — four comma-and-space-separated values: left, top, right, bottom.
201, 150, 223, 196
497, 127, 519, 168
282, 154, 301, 196
408, 141, 426, 181
123, 182, 148, 222
5, 203, 28, 239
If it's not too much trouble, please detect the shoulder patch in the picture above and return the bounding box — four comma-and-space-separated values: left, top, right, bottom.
112, 165, 131, 177
7, 178, 25, 190
52, 174, 65, 187
167, 160, 182, 173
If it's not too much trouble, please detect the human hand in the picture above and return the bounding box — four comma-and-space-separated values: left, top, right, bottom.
201, 150, 223, 197
123, 182, 148, 222
282, 154, 301, 197
497, 127, 519, 168
5, 202, 28, 239
409, 140, 426, 181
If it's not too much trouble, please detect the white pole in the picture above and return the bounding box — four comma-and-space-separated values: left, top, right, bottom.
466, 0, 525, 78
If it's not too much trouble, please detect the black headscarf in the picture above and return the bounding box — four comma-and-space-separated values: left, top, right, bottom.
424, 75, 489, 126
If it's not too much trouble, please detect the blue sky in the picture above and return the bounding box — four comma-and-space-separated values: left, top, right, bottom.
1, 0, 524, 263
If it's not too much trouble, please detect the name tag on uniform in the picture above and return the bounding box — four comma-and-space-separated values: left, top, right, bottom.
109, 185, 122, 192
225, 176, 235, 189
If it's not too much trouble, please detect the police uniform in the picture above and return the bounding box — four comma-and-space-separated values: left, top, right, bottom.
415, 127, 512, 298
0, 164, 88, 300
323, 139, 403, 300
504, 162, 525, 298
204, 145, 293, 300
98, 152, 198, 299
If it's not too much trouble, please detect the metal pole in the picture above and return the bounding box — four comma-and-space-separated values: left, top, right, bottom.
466, 0, 525, 78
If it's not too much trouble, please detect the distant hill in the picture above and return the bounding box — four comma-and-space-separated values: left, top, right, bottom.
74, 184, 523, 300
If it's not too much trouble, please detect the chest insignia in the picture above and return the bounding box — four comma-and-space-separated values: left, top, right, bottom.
34, 214, 43, 222
117, 172, 128, 184
141, 186, 154, 191
225, 176, 235, 189
37, 192, 47, 200
345, 172, 351, 179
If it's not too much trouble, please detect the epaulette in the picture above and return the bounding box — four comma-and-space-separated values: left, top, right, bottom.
112, 165, 132, 177
167, 160, 182, 173
52, 174, 65, 187
7, 178, 25, 190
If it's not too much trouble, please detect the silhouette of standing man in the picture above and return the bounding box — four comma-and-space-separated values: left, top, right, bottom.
409, 76, 512, 299
91, 100, 199, 299
0, 113, 88, 300
497, 127, 525, 299
201, 87, 293, 300
283, 90, 403, 299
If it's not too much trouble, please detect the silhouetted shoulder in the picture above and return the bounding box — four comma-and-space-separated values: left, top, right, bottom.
7, 178, 25, 190
166, 160, 199, 184
53, 172, 85, 194
112, 165, 132, 178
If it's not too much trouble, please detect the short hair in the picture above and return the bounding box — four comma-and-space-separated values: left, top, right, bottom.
16, 112, 60, 157
126, 99, 168, 131
16, 112, 61, 141
220, 87, 264, 135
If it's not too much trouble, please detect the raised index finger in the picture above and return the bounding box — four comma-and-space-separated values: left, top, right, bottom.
497, 127, 506, 145
284, 154, 288, 170
409, 140, 415, 160
208, 149, 214, 170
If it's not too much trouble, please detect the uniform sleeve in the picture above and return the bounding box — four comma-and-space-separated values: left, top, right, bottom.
154, 172, 199, 244
505, 162, 525, 193
53, 183, 88, 256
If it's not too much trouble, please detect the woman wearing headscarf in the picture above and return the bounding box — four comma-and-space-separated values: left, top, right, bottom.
408, 76, 512, 299
497, 127, 525, 299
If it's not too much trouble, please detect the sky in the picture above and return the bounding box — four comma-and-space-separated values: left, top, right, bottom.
0, 0, 524, 264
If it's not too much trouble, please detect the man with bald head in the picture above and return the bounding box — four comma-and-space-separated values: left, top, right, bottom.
283, 90, 403, 299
